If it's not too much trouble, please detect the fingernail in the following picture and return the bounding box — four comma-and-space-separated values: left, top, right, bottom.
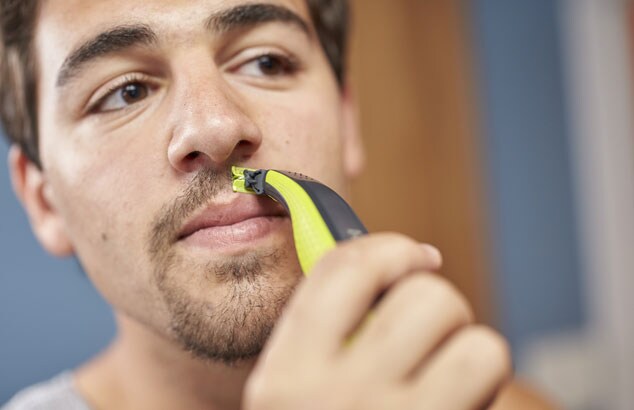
420, 243, 443, 267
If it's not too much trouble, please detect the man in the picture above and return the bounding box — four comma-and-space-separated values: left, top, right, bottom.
1, 0, 553, 408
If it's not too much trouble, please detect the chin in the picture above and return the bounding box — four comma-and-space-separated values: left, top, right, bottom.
154, 241, 302, 364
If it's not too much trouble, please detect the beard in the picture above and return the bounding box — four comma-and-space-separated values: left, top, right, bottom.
147, 168, 301, 364
156, 249, 299, 364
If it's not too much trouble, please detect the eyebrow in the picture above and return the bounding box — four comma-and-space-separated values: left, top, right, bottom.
56, 3, 310, 88
56, 25, 157, 87
205, 3, 309, 35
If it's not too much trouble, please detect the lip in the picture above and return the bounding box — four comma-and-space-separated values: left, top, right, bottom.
177, 195, 288, 249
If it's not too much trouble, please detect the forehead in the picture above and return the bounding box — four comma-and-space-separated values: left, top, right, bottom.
35, 0, 310, 57
38, 0, 309, 26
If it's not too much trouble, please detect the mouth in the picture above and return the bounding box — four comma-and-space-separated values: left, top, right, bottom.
177, 195, 288, 250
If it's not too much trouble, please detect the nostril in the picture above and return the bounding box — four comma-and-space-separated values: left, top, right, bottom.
185, 151, 201, 161
173, 149, 212, 173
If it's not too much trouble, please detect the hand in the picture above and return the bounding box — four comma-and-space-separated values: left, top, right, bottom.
243, 233, 512, 410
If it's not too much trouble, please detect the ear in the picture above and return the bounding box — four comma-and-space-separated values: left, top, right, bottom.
340, 82, 365, 179
8, 145, 73, 256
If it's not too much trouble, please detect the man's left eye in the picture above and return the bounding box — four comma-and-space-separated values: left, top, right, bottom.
236, 54, 298, 78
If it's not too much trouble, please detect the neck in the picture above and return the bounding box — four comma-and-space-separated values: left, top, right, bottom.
75, 314, 256, 410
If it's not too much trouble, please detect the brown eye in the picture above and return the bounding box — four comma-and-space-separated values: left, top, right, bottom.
234, 53, 299, 79
94, 80, 152, 113
121, 83, 148, 104
257, 55, 286, 76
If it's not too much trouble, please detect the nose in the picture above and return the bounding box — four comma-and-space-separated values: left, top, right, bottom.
167, 67, 262, 174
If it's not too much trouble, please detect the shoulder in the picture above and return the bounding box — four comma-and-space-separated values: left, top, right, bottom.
2, 372, 91, 410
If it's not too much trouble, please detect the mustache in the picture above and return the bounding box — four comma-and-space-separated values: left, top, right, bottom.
148, 167, 233, 257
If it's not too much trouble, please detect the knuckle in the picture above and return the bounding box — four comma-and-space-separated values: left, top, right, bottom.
422, 276, 475, 322
459, 326, 512, 377
389, 274, 473, 334
424, 274, 455, 299
398, 273, 431, 298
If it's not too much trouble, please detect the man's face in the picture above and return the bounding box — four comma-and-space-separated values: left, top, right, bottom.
32, 0, 358, 361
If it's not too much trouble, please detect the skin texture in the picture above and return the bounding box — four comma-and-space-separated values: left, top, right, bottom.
9, 0, 554, 408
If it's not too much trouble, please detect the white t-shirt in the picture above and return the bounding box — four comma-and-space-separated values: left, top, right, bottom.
2, 372, 90, 410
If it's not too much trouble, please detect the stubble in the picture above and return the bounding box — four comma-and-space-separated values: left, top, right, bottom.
147, 168, 300, 363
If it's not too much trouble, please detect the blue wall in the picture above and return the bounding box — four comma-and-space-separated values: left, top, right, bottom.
470, 0, 586, 350
0, 141, 115, 404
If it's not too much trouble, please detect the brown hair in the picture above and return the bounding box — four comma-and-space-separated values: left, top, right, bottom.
0, 0, 40, 166
0, 0, 349, 168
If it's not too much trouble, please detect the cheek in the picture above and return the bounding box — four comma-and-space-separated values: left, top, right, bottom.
42, 122, 168, 280
42, 132, 173, 320
251, 88, 347, 190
